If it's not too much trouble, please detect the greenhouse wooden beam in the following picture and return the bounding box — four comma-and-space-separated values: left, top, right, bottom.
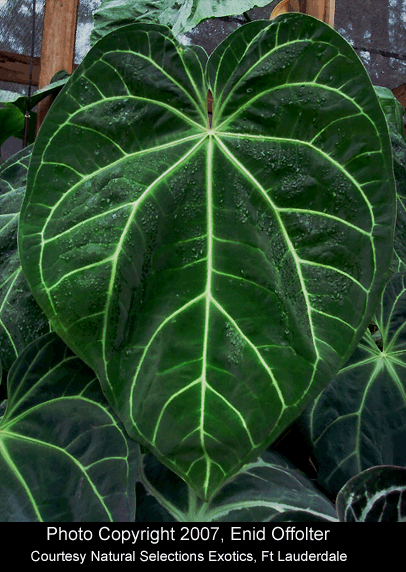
0, 51, 78, 86
36, 0, 79, 132
0, 51, 40, 86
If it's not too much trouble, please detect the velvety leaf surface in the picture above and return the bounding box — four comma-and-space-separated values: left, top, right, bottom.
336, 465, 406, 522
297, 272, 406, 498
0, 332, 139, 522
18, 16, 396, 501
0, 146, 51, 375
90, 0, 272, 45
136, 450, 337, 521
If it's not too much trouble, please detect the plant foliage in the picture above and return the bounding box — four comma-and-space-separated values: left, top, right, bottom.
0, 12, 404, 521
17, 14, 395, 502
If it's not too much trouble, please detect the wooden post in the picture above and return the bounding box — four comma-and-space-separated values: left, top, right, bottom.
270, 0, 300, 19
271, 0, 335, 27
299, 0, 335, 26
36, 0, 79, 133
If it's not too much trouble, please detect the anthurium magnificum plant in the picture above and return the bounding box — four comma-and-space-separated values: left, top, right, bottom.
1, 13, 405, 521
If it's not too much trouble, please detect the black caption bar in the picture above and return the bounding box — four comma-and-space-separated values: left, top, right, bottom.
3, 523, 392, 565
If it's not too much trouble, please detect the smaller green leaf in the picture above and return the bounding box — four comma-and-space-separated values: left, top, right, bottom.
336, 465, 406, 522
0, 145, 51, 375
90, 0, 272, 45
136, 451, 337, 522
374, 85, 405, 141
0, 105, 24, 147
1, 78, 69, 116
297, 271, 406, 498
0, 332, 139, 522
50, 70, 71, 83
0, 90, 24, 104
0, 77, 68, 148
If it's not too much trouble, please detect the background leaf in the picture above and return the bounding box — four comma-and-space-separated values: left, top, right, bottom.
388, 113, 406, 273
374, 85, 405, 142
297, 271, 406, 498
373, 85, 406, 273
0, 77, 69, 116
0, 77, 69, 148
0, 332, 139, 522
90, 0, 273, 45
0, 145, 51, 381
0, 104, 25, 147
136, 450, 337, 521
336, 465, 406, 522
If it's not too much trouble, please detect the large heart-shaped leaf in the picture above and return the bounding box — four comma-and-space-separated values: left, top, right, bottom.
18, 15, 396, 501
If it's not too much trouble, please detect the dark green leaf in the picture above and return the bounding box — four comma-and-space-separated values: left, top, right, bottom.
0, 78, 69, 148
374, 84, 406, 273
50, 70, 71, 83
18, 16, 396, 501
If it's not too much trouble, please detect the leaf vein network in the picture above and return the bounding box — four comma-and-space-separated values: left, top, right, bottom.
219, 132, 376, 237
217, 82, 381, 147
214, 133, 320, 364
101, 47, 207, 124
211, 296, 286, 410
